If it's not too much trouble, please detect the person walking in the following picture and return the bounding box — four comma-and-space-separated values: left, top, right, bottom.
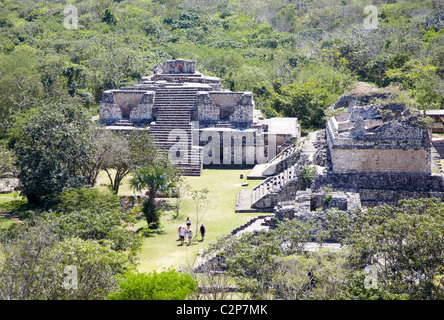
187, 228, 192, 246
186, 217, 191, 231
177, 225, 182, 241
200, 224, 205, 241
179, 226, 186, 245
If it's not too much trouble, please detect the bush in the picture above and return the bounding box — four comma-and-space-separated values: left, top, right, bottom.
107, 269, 198, 300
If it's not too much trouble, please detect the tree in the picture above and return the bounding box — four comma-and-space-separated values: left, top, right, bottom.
100, 130, 178, 195
130, 166, 176, 229
56, 187, 121, 214
55, 187, 142, 259
191, 187, 210, 238
325, 198, 444, 300
11, 104, 96, 206
301, 165, 317, 189
172, 180, 190, 219
107, 269, 198, 300
0, 213, 134, 300
0, 45, 43, 137
0, 140, 15, 177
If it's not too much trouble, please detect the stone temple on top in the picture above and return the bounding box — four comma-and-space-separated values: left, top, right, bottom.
99, 59, 300, 176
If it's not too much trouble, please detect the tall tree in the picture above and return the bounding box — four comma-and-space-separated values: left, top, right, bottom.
11, 103, 96, 206
191, 187, 210, 238
130, 166, 175, 229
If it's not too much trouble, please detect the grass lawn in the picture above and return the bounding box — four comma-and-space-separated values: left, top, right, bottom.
133, 168, 265, 273
0, 191, 25, 228
0, 168, 267, 273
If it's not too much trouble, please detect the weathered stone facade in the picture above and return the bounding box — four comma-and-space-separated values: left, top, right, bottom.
313, 92, 444, 206
238, 91, 444, 213
274, 190, 361, 220
326, 103, 432, 174
99, 90, 155, 124
99, 60, 300, 176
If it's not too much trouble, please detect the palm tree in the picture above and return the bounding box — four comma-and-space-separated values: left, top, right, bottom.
130, 166, 175, 228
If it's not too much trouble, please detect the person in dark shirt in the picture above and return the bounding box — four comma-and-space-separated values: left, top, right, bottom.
200, 224, 205, 241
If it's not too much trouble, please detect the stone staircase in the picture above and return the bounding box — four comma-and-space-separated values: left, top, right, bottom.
249, 133, 318, 210
261, 143, 301, 176
149, 86, 203, 176
108, 119, 136, 128
251, 163, 302, 209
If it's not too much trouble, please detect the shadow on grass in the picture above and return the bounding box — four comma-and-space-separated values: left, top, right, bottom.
134, 226, 167, 238
0, 199, 41, 221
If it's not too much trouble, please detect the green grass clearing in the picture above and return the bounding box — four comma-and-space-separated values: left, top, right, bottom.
133, 168, 265, 273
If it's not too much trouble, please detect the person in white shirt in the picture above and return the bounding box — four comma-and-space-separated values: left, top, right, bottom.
188, 228, 192, 246
179, 226, 186, 245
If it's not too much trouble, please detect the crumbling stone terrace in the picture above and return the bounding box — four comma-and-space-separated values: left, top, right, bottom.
326, 103, 432, 174
98, 59, 300, 176
314, 94, 444, 206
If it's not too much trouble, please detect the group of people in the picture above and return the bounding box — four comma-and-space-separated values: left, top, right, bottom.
178, 217, 206, 246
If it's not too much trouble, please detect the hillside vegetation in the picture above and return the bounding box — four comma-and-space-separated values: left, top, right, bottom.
0, 0, 444, 301
0, 0, 442, 136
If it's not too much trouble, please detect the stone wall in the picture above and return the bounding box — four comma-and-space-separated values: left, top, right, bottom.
99, 90, 121, 121
326, 109, 432, 174
313, 171, 444, 193
99, 90, 154, 122
198, 128, 270, 166
426, 110, 444, 133
274, 190, 361, 220
330, 148, 431, 174
113, 91, 146, 118
162, 59, 195, 74
195, 92, 219, 121
230, 92, 254, 123
130, 92, 155, 121
193, 92, 254, 123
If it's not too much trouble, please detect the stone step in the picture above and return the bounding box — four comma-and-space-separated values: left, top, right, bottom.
251, 164, 297, 205
151, 127, 191, 131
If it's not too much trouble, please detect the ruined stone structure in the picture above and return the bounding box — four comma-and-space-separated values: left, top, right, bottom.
326, 104, 431, 175
274, 190, 361, 221
237, 91, 444, 213
313, 96, 444, 206
99, 59, 300, 176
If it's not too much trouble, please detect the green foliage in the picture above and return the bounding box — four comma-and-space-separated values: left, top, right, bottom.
205, 198, 444, 300
265, 64, 354, 129
212, 219, 350, 299
301, 165, 316, 188
325, 198, 444, 299
339, 273, 410, 300
0, 0, 440, 133
0, 139, 15, 176
141, 200, 162, 229
0, 212, 136, 299
53, 187, 142, 257
100, 129, 173, 195
131, 166, 176, 229
11, 103, 96, 206
55, 187, 122, 214
107, 269, 198, 300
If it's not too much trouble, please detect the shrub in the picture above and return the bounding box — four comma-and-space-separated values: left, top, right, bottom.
107, 269, 198, 300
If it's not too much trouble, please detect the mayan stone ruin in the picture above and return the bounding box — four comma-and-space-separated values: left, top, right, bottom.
236, 89, 444, 216
99, 59, 300, 176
